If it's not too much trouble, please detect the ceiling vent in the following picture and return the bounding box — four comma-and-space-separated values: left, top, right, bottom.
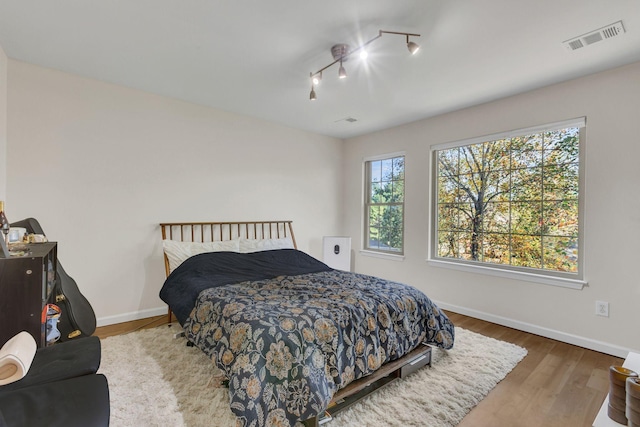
563, 21, 625, 51
334, 117, 358, 123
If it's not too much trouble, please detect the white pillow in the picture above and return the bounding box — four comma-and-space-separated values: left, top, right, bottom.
163, 239, 240, 273
238, 237, 294, 253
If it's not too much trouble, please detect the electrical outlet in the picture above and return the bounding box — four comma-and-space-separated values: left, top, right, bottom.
595, 301, 609, 317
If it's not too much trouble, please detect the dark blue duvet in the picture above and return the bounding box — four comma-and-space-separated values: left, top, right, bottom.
159, 249, 455, 427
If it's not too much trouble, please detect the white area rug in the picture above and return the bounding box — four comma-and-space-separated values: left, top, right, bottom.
99, 326, 527, 427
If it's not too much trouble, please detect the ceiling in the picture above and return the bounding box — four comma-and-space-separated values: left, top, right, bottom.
1, 1, 639, 139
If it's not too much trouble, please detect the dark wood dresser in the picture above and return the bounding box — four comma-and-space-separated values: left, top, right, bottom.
0, 242, 57, 348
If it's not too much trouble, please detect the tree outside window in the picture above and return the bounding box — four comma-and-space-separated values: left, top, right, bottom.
365, 155, 405, 254
434, 123, 581, 276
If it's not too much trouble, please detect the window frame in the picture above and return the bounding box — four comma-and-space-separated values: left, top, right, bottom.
428, 118, 587, 289
362, 152, 406, 258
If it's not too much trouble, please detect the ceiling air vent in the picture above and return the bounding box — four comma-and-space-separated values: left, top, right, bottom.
563, 20, 625, 51
334, 117, 358, 123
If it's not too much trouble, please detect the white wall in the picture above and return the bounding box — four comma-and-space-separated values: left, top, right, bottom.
6, 60, 344, 325
0, 44, 7, 201
343, 61, 640, 357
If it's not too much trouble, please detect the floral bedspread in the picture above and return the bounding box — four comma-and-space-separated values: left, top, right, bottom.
183, 269, 455, 427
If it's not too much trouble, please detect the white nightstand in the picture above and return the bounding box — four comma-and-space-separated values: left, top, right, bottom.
593, 352, 640, 426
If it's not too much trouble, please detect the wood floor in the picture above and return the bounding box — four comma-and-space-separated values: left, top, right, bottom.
95, 311, 622, 427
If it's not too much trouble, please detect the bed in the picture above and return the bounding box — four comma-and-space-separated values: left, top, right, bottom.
159, 221, 455, 427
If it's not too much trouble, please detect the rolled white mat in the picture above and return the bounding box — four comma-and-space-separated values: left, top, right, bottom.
0, 331, 37, 386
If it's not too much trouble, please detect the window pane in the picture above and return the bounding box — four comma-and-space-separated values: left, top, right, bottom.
371, 161, 382, 182
438, 204, 459, 231
485, 171, 511, 202
392, 180, 404, 203
511, 201, 542, 235
544, 128, 579, 151
483, 202, 510, 233
368, 204, 381, 250
393, 157, 405, 179
482, 233, 510, 265
438, 149, 458, 177
438, 177, 460, 202
543, 200, 578, 237
459, 145, 484, 174
457, 232, 475, 261
381, 159, 393, 180
438, 231, 458, 258
383, 205, 403, 252
543, 236, 578, 272
511, 167, 543, 201
485, 139, 511, 172
457, 203, 475, 231
370, 182, 382, 203
543, 163, 579, 201
511, 235, 542, 268
458, 173, 483, 203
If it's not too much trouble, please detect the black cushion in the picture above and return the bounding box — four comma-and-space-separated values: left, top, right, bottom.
0, 374, 110, 427
0, 336, 101, 396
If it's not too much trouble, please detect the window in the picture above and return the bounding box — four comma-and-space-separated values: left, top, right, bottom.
364, 154, 405, 255
430, 118, 585, 286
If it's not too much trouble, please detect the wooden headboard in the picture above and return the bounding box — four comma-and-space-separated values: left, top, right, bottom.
159, 220, 296, 323
160, 220, 297, 272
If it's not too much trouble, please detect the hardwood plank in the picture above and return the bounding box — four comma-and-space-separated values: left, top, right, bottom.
95, 310, 623, 427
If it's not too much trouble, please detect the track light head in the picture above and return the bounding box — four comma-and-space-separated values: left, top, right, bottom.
312, 72, 322, 85
407, 40, 420, 55
338, 60, 347, 79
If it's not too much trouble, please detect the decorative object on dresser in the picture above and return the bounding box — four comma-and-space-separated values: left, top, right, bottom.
159, 220, 455, 427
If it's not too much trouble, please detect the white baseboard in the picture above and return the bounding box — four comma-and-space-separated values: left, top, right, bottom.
96, 306, 168, 328
435, 300, 634, 359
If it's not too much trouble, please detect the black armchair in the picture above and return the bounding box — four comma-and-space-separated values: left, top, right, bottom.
0, 336, 110, 426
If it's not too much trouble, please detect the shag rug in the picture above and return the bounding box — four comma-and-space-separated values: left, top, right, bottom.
99, 325, 527, 427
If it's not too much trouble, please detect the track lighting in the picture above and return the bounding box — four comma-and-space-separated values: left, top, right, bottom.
308, 29, 421, 100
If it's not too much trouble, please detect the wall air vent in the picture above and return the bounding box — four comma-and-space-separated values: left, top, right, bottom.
563, 21, 625, 51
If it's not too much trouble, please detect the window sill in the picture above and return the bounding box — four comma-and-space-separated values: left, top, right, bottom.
427, 258, 586, 290
360, 250, 405, 262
